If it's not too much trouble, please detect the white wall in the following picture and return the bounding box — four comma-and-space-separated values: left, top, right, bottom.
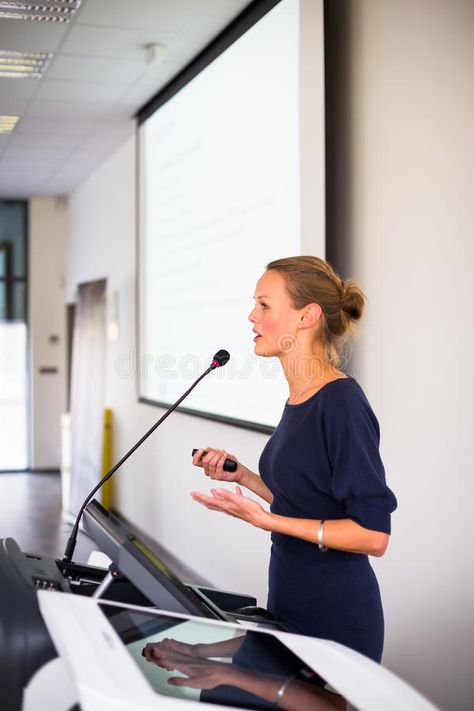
65, 2, 474, 709
329, 2, 474, 710
29, 197, 67, 469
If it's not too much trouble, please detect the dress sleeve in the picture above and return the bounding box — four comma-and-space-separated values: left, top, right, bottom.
322, 386, 397, 534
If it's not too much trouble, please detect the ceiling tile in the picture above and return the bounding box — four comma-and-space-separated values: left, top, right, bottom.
0, 180, 42, 198
43, 159, 111, 191
135, 59, 183, 89
77, 0, 205, 32
0, 134, 11, 152
117, 83, 160, 109
15, 117, 94, 136
36, 78, 128, 103
0, 147, 68, 166
87, 119, 135, 143
0, 160, 55, 177
0, 20, 68, 53
0, 95, 30, 115
7, 132, 81, 151
60, 25, 176, 60
47, 53, 145, 84
0, 77, 40, 99
25, 99, 110, 120
36, 180, 73, 196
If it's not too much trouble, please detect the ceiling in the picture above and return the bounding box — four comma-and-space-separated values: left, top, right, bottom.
0, 0, 253, 198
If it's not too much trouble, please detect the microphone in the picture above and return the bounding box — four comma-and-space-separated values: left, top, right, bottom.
61, 349, 230, 570
211, 349, 230, 368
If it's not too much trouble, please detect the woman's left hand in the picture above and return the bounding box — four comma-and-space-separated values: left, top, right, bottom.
145, 649, 233, 689
191, 486, 268, 529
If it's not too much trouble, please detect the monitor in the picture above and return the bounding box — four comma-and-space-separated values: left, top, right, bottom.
83, 499, 227, 620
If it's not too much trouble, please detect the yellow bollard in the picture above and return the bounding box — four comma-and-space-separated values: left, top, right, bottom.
101, 408, 113, 510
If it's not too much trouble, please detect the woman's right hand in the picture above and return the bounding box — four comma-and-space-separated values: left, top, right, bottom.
192, 447, 246, 485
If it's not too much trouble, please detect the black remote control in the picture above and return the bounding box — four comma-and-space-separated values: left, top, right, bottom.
192, 449, 238, 473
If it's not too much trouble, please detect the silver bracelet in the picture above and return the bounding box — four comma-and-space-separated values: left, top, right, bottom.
275, 676, 293, 705
318, 519, 328, 552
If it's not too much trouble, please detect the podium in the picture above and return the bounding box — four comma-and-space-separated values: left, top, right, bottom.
0, 500, 275, 711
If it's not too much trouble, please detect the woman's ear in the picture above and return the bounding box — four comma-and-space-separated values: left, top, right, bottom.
299, 303, 322, 329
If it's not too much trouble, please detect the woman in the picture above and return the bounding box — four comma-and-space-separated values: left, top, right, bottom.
192, 256, 397, 663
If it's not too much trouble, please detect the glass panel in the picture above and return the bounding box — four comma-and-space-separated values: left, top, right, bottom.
0, 241, 12, 277
0, 201, 27, 278
0, 321, 27, 469
0, 281, 26, 321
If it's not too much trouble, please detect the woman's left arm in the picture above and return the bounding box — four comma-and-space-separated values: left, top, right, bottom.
190, 487, 389, 557
268, 510, 389, 556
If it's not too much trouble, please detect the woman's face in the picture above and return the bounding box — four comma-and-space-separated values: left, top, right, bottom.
248, 270, 303, 357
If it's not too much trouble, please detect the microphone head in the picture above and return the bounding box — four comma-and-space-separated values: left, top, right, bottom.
211, 349, 230, 369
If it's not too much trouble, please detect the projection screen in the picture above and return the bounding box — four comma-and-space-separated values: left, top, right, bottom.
137, 0, 324, 430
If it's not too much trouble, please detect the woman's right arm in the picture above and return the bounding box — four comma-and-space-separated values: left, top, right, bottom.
192, 448, 273, 505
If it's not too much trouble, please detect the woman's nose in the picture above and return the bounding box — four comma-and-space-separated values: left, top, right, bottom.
248, 306, 257, 322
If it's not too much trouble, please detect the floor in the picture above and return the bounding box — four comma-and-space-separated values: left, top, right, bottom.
0, 471, 206, 584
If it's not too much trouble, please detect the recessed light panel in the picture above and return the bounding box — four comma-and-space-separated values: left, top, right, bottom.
0, 0, 81, 23
0, 49, 51, 78
0, 115, 19, 133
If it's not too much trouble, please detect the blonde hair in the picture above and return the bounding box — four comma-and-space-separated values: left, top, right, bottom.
266, 255, 366, 368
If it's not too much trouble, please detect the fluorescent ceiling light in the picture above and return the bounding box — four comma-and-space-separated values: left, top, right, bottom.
0, 0, 81, 22
0, 115, 19, 133
0, 49, 51, 78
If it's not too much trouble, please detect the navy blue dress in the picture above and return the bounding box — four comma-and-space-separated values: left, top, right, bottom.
259, 376, 397, 662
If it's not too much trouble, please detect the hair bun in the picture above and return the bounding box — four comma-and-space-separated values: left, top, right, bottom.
341, 279, 365, 321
